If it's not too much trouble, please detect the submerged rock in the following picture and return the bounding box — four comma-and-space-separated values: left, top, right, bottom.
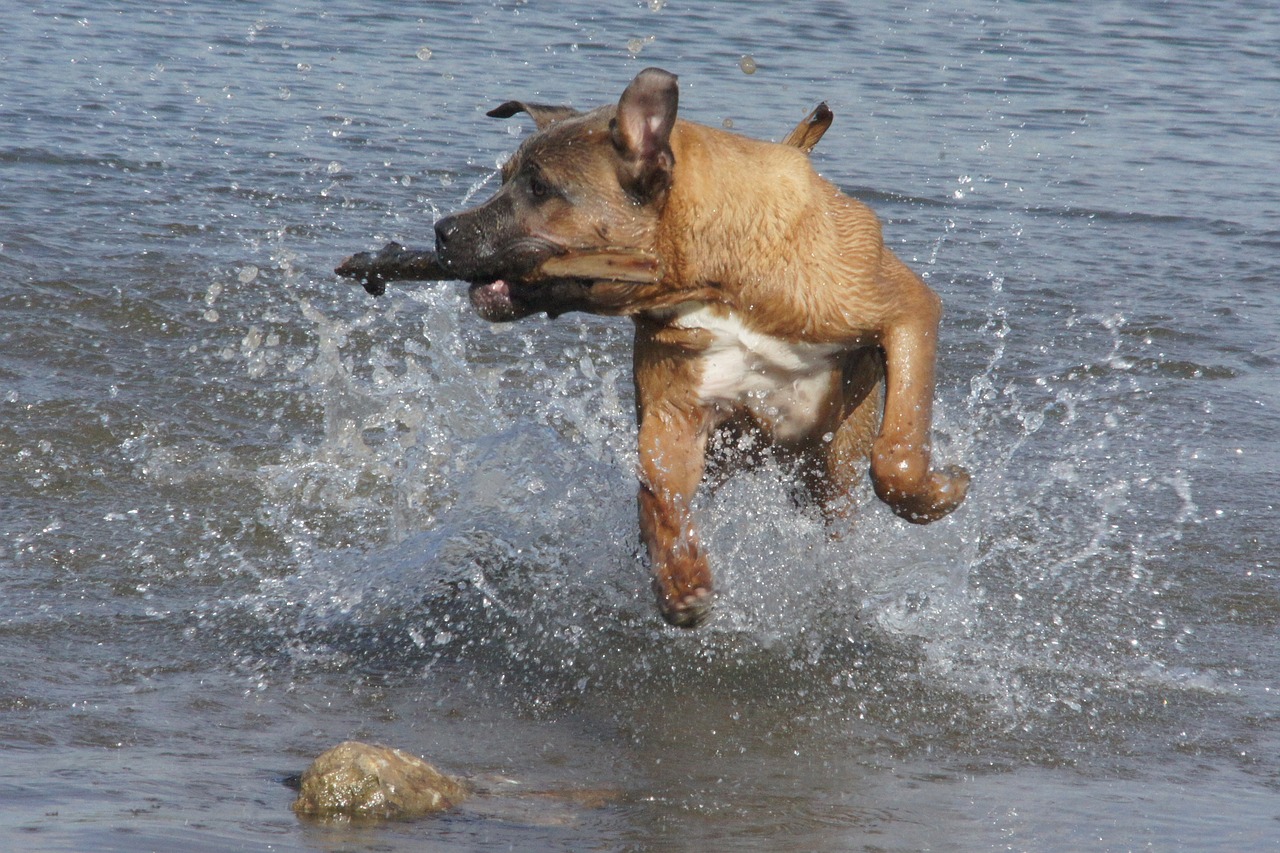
292, 741, 469, 820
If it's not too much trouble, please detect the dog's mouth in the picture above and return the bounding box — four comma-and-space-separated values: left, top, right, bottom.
460, 247, 663, 322
436, 231, 568, 321
467, 275, 595, 322
467, 278, 524, 321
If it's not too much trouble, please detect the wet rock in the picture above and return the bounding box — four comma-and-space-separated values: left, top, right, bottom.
292, 741, 469, 820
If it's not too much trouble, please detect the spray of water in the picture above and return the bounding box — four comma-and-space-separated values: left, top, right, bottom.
148, 180, 1215, 744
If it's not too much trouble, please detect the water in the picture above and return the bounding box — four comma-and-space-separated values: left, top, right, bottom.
2, 1, 1278, 850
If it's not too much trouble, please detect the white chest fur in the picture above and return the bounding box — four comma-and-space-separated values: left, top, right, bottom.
670, 303, 846, 443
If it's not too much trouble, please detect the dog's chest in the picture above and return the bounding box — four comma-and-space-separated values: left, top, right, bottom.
670, 303, 845, 442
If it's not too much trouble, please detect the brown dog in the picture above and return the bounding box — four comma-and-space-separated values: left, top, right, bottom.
433, 68, 969, 627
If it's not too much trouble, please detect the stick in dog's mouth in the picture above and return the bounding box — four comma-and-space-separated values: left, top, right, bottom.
335, 243, 661, 300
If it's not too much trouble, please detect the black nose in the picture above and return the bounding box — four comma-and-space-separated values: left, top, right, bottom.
434, 215, 458, 253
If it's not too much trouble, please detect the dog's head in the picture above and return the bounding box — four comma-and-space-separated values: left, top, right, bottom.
433, 68, 679, 321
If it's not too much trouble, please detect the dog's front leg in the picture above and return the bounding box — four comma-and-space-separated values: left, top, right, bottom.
636, 401, 713, 628
632, 328, 715, 628
871, 266, 970, 523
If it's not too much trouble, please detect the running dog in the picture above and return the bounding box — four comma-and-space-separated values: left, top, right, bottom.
432, 68, 969, 627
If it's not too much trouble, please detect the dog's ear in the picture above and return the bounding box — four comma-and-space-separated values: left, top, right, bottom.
486, 101, 579, 130
611, 67, 678, 202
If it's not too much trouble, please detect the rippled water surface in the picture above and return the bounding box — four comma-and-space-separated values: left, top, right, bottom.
3, 2, 1278, 850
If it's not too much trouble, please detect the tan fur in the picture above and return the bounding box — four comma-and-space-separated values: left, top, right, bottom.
434, 69, 969, 628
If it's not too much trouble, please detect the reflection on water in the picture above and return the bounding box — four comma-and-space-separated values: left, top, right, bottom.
2, 1, 1278, 850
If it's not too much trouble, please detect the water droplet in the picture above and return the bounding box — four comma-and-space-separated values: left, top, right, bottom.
416, 46, 433, 61
238, 264, 259, 284
627, 35, 655, 57
739, 55, 757, 75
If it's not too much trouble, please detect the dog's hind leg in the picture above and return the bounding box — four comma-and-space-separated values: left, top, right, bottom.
813, 348, 885, 523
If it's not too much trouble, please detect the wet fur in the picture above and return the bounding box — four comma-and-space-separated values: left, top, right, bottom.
434, 69, 969, 627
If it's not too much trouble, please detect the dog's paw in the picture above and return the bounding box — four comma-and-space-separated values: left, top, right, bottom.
871, 440, 971, 524
889, 464, 970, 524
657, 587, 714, 629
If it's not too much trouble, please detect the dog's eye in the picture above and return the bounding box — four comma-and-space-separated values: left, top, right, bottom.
527, 170, 554, 200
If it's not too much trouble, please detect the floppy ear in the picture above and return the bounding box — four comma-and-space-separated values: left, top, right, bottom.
486, 101, 579, 130
611, 67, 679, 201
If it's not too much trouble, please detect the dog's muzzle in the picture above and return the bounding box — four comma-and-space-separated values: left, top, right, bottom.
435, 212, 573, 322
432, 214, 468, 276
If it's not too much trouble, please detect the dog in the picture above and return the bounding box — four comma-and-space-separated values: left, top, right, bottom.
433, 68, 969, 628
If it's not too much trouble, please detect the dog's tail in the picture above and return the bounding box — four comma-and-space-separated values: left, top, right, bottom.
782, 102, 833, 154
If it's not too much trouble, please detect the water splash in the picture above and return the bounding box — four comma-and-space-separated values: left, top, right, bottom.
181, 220, 1217, 741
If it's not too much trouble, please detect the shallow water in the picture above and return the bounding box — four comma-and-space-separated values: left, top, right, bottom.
3, 1, 1279, 850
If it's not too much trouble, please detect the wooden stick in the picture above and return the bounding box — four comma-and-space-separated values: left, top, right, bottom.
335, 243, 661, 296
334, 242, 448, 296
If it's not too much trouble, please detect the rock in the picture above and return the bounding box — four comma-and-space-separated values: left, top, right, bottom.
292, 741, 469, 820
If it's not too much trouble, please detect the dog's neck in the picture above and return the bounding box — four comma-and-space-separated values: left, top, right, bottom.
652, 121, 883, 343
658, 122, 816, 289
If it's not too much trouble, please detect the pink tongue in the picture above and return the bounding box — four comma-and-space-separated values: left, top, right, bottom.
469, 279, 515, 318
